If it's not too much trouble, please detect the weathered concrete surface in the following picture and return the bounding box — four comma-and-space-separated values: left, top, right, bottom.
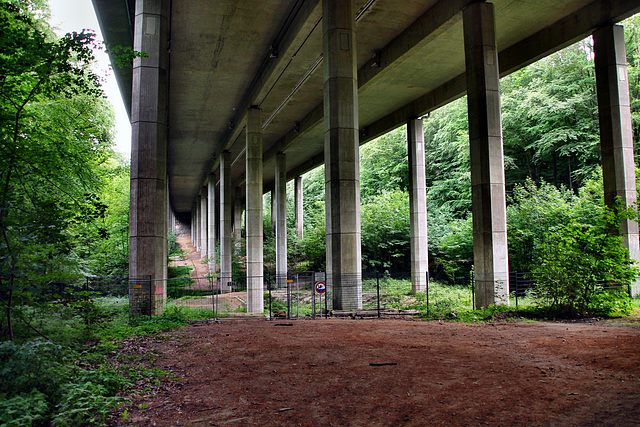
275, 153, 288, 287
407, 118, 429, 294
199, 188, 207, 259
323, 0, 362, 311
207, 174, 217, 272
295, 175, 304, 239
220, 151, 232, 292
594, 24, 640, 296
464, 2, 509, 307
129, 0, 170, 314
246, 107, 264, 314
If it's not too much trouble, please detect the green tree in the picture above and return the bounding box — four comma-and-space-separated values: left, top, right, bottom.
0, 0, 113, 340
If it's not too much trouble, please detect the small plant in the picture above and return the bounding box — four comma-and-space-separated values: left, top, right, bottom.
0, 390, 49, 427
51, 381, 128, 427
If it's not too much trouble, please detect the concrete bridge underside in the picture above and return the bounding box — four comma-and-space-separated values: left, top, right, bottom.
93, 0, 640, 313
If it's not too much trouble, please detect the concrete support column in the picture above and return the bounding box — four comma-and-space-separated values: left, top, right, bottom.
233, 187, 243, 250
129, 0, 170, 314
220, 151, 233, 291
295, 175, 304, 239
594, 25, 640, 296
323, 0, 362, 310
246, 107, 264, 313
194, 196, 201, 252
207, 174, 217, 272
463, 2, 509, 307
407, 118, 429, 293
270, 190, 276, 237
275, 153, 288, 287
200, 188, 207, 259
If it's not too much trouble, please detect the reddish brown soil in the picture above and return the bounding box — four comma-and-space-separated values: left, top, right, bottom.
111, 318, 640, 426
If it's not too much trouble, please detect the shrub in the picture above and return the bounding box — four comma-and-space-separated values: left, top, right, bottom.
0, 390, 49, 427
51, 381, 127, 427
532, 206, 637, 315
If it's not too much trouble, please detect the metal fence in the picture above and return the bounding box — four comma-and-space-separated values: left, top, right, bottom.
33, 270, 632, 320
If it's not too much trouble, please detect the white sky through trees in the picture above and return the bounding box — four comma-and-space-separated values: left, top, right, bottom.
48, 0, 131, 156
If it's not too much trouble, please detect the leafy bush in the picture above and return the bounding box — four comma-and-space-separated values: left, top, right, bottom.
0, 390, 49, 427
51, 381, 127, 427
532, 207, 637, 315
0, 339, 66, 399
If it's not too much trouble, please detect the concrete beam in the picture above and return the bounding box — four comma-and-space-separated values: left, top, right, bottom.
200, 0, 322, 187
284, 0, 640, 179
358, 0, 471, 90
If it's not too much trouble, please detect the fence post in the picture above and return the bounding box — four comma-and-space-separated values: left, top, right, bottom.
148, 274, 152, 318
471, 269, 475, 311
515, 271, 519, 308
376, 272, 381, 318
295, 274, 299, 319
268, 275, 272, 320
426, 271, 430, 317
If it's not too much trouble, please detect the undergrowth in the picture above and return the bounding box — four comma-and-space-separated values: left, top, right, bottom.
0, 298, 211, 426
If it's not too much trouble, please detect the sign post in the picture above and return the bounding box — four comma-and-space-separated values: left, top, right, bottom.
314, 281, 326, 319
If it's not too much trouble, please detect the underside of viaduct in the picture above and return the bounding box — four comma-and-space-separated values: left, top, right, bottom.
92, 0, 640, 314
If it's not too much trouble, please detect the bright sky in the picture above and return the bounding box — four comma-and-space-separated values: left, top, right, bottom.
48, 0, 131, 156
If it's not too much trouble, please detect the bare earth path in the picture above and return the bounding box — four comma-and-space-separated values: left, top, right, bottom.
113, 318, 640, 426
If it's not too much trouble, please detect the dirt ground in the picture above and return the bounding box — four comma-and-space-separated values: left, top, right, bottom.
111, 317, 640, 426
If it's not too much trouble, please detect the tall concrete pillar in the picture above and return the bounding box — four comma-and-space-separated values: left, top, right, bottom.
233, 187, 243, 249
220, 151, 233, 291
594, 25, 640, 296
246, 107, 264, 313
323, 0, 362, 310
200, 188, 207, 259
194, 196, 201, 252
275, 153, 288, 287
295, 175, 304, 239
463, 2, 509, 307
129, 0, 169, 314
190, 211, 194, 245
270, 190, 276, 237
407, 118, 429, 293
207, 174, 217, 272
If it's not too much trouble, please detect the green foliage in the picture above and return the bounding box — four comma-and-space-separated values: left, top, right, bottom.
361, 190, 410, 271
264, 291, 287, 313
0, 339, 66, 399
360, 127, 409, 203
502, 40, 600, 190
507, 179, 576, 271
51, 381, 127, 427
531, 205, 638, 315
0, 390, 49, 426
0, 0, 121, 340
